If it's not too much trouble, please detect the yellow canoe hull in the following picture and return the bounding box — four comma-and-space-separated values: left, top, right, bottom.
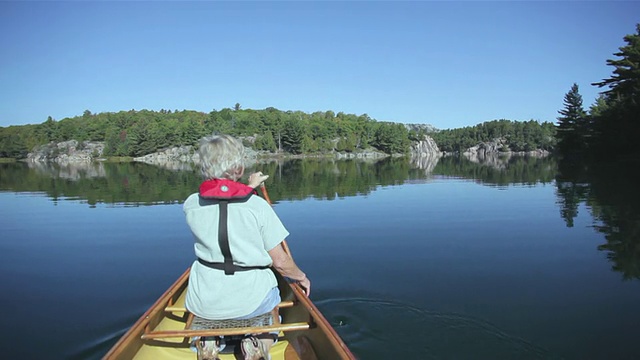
103, 268, 355, 360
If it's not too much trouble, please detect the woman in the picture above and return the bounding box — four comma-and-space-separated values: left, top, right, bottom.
183, 134, 310, 360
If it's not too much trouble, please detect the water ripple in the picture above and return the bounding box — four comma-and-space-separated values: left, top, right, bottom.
316, 297, 562, 360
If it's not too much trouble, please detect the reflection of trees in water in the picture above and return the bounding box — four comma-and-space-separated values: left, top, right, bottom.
434, 155, 557, 186
1, 162, 201, 206
249, 157, 429, 201
554, 158, 590, 228
595, 208, 640, 281
556, 159, 640, 280
2, 155, 560, 207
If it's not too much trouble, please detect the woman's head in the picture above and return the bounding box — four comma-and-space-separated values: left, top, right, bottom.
198, 134, 245, 180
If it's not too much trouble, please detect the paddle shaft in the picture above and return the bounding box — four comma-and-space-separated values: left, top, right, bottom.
260, 183, 291, 255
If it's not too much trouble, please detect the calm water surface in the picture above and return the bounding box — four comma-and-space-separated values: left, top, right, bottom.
0, 156, 638, 359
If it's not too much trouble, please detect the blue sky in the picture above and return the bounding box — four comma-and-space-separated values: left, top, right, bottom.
1, 1, 638, 130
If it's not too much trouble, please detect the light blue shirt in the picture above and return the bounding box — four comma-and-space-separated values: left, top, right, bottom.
183, 192, 289, 319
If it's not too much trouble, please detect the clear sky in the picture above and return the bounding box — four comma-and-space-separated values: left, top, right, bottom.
1, 1, 638, 130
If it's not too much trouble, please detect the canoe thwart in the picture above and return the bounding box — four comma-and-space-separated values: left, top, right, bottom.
141, 322, 311, 339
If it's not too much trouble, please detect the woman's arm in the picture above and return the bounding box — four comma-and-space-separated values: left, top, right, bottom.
268, 243, 311, 296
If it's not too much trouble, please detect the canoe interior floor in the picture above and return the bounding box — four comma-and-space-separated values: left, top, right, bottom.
133, 299, 300, 360
132, 338, 298, 360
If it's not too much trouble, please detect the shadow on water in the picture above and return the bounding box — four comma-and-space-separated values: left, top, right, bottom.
316, 296, 560, 360
555, 157, 640, 281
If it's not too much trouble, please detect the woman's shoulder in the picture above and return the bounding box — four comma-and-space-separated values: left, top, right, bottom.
248, 193, 270, 206
183, 192, 200, 210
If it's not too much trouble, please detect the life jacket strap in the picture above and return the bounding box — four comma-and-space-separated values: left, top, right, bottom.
197, 187, 259, 275
217, 200, 234, 275
197, 258, 270, 272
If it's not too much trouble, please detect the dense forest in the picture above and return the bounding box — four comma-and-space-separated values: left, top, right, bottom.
0, 108, 413, 159
0, 105, 556, 160
431, 119, 556, 153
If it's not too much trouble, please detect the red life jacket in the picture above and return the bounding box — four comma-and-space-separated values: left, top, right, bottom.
197, 179, 267, 275
199, 179, 256, 200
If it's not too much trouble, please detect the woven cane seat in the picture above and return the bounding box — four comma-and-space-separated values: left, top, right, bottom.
190, 312, 273, 330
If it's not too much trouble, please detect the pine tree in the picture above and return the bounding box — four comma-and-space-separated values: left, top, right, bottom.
592, 24, 640, 105
590, 24, 640, 157
556, 83, 587, 155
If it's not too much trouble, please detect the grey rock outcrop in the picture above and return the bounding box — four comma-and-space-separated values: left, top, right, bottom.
28, 141, 104, 163
411, 135, 442, 157
404, 123, 438, 133
133, 146, 197, 164
463, 138, 550, 161
133, 145, 259, 169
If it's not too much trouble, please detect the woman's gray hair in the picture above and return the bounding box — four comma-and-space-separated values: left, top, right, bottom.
198, 134, 245, 180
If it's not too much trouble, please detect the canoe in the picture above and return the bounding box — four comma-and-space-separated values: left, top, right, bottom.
102, 267, 356, 359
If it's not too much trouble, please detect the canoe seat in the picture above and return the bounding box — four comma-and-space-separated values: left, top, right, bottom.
141, 301, 309, 340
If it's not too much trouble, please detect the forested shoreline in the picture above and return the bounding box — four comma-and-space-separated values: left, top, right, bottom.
0, 106, 555, 160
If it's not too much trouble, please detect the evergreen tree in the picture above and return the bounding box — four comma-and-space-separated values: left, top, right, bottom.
592, 24, 640, 105
556, 83, 587, 155
281, 118, 306, 154
591, 24, 640, 157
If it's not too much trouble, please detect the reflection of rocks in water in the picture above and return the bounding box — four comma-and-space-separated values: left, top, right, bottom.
410, 153, 441, 173
27, 161, 106, 181
463, 152, 511, 169
463, 151, 549, 170
135, 160, 197, 172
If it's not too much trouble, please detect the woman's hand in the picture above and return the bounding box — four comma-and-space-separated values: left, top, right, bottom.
297, 276, 311, 297
248, 171, 269, 188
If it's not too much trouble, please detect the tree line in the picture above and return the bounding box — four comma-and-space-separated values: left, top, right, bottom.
431, 119, 556, 153
555, 24, 640, 162
0, 107, 416, 158
0, 104, 557, 160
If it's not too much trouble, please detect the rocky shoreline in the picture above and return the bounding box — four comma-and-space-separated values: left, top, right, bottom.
25, 136, 547, 164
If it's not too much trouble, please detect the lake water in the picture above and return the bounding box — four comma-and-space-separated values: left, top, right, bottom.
0, 155, 639, 360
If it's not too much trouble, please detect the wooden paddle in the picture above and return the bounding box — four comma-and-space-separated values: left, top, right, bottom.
259, 183, 291, 255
